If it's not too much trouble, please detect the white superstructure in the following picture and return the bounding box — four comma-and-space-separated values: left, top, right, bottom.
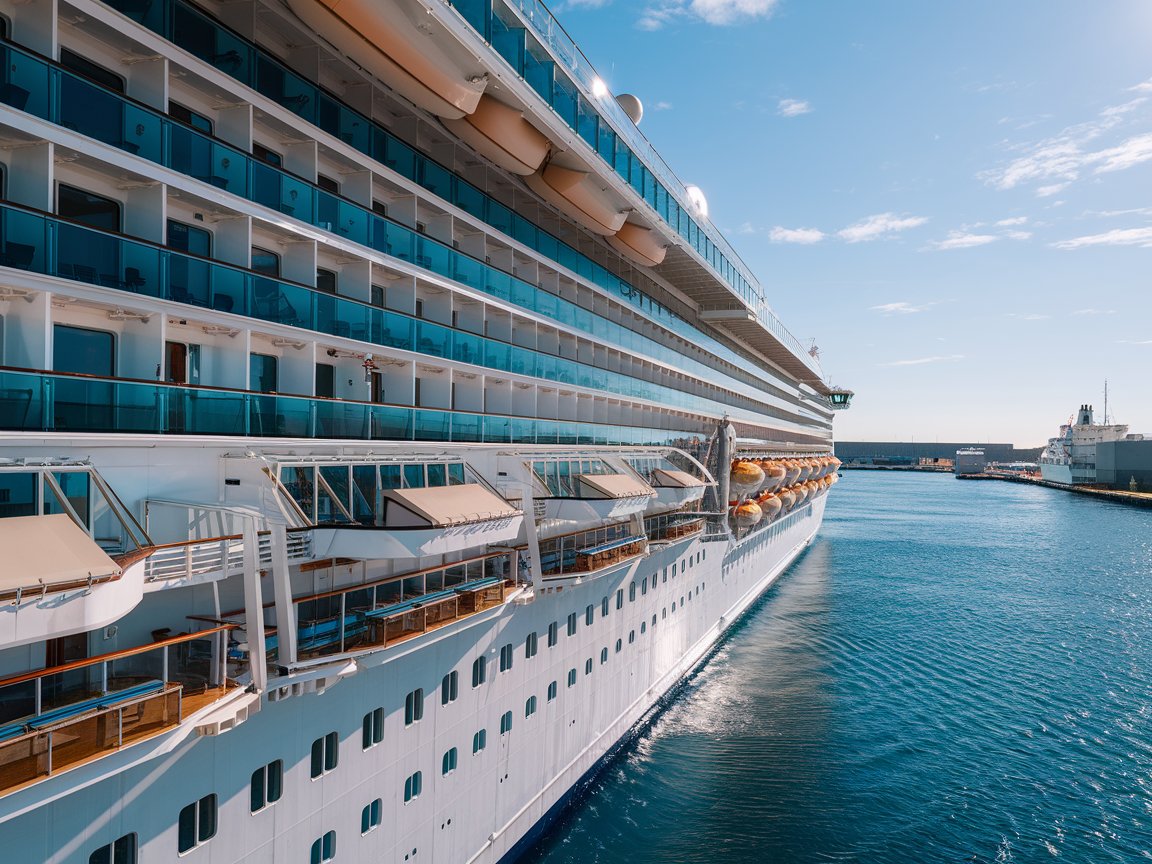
1039, 404, 1128, 485
0, 0, 845, 860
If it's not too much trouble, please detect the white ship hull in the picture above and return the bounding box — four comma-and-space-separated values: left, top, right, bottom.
0, 487, 824, 863
1038, 462, 1073, 484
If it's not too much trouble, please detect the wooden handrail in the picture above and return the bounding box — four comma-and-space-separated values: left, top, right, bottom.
0, 624, 236, 690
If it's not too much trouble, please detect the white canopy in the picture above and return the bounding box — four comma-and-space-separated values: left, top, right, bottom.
0, 513, 122, 592
652, 469, 707, 489
382, 484, 520, 527
577, 473, 655, 500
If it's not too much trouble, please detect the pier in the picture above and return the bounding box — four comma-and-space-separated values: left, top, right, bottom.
956, 472, 1152, 509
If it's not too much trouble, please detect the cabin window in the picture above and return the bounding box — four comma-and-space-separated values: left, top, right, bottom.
54, 325, 114, 376
525, 632, 538, 659
403, 688, 424, 726
615, 639, 622, 654
566, 612, 577, 636
584, 658, 593, 676
499, 710, 513, 735
585, 604, 594, 626
361, 800, 382, 834
525, 696, 537, 718
316, 267, 337, 294
310, 830, 336, 863
58, 185, 120, 232
567, 668, 576, 687
442, 747, 458, 776
629, 630, 635, 644
169, 102, 213, 134
600, 647, 608, 664
310, 732, 338, 778
403, 771, 422, 802
177, 794, 216, 854
616, 589, 623, 610
362, 708, 383, 749
315, 363, 335, 398
601, 596, 609, 618
252, 141, 282, 166
499, 643, 513, 672
629, 582, 636, 602
89, 834, 137, 864
547, 681, 557, 701
60, 48, 124, 92
251, 246, 281, 276
472, 656, 487, 688
317, 174, 340, 194
547, 622, 558, 647
167, 220, 212, 257
250, 760, 283, 812
472, 729, 486, 753
441, 671, 458, 705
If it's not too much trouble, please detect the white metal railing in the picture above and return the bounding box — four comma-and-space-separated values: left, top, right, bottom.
144, 531, 312, 583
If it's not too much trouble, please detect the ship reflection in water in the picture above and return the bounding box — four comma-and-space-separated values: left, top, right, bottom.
530, 472, 1152, 863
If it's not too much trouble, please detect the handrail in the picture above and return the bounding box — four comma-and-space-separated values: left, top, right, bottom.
0, 624, 235, 690
292, 550, 511, 605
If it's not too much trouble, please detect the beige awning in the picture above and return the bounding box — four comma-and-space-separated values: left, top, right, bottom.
652, 469, 707, 489
0, 513, 122, 591
577, 473, 655, 499
382, 484, 520, 527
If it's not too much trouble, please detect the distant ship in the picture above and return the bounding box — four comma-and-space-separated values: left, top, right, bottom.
1039, 404, 1129, 484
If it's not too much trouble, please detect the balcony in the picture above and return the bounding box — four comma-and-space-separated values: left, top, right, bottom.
538, 524, 647, 583
542, 473, 655, 524
0, 625, 238, 794
648, 468, 708, 510
645, 512, 705, 545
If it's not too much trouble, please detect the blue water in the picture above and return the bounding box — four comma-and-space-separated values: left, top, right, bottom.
527, 472, 1152, 863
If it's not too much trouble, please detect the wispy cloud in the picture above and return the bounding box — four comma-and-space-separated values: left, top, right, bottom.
1070, 308, 1117, 316
1132, 78, 1152, 94
870, 301, 936, 315
879, 354, 965, 367
1052, 227, 1152, 249
769, 226, 825, 244
1116, 338, 1152, 344
777, 98, 812, 117
931, 231, 998, 250
653, 100, 673, 111
638, 0, 778, 29
1006, 312, 1050, 321
838, 212, 929, 243
980, 85, 1152, 195
564, 0, 611, 7
995, 217, 1029, 227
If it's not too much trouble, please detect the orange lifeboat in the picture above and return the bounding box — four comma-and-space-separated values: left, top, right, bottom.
607, 222, 667, 268
733, 501, 763, 528
442, 94, 550, 176
730, 460, 765, 494
828, 472, 839, 486
783, 460, 802, 486
756, 493, 783, 521
525, 164, 628, 236
778, 488, 797, 512
795, 460, 811, 483
760, 461, 787, 493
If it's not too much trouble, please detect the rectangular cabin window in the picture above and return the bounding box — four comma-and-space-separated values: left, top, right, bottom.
317, 174, 340, 193
88, 833, 137, 864
316, 268, 337, 294
252, 141, 282, 167
54, 324, 114, 376
315, 363, 335, 398
251, 247, 281, 276
167, 220, 212, 257
60, 48, 124, 92
58, 185, 121, 232
168, 101, 213, 134
249, 353, 278, 393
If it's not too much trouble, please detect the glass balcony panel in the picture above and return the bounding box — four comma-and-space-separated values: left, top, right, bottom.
414, 410, 449, 441
415, 236, 449, 273
279, 175, 314, 222
56, 223, 120, 288
104, 0, 169, 34
383, 137, 416, 178
172, 1, 254, 85
453, 182, 485, 220
486, 201, 513, 236
316, 190, 339, 234
552, 73, 577, 128
256, 55, 316, 122
523, 46, 554, 103
335, 199, 369, 246
452, 331, 482, 365
490, 15, 525, 73
484, 268, 512, 303
509, 347, 534, 377
58, 74, 126, 151
511, 213, 536, 248
510, 279, 535, 311
122, 103, 164, 164
370, 405, 413, 440
482, 415, 510, 443
483, 341, 510, 372
167, 255, 212, 306
451, 0, 491, 39
380, 312, 414, 352
415, 321, 449, 358
0, 208, 47, 273
510, 418, 535, 444
417, 159, 453, 200
452, 412, 482, 442
453, 254, 482, 287
0, 44, 50, 119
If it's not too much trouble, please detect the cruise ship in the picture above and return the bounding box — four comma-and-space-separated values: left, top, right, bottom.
0, 0, 849, 860
1039, 404, 1128, 485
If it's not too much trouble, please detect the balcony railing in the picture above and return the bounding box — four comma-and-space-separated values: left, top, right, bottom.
538, 523, 647, 578
0, 625, 238, 792
143, 530, 313, 583
0, 367, 708, 446
645, 514, 705, 543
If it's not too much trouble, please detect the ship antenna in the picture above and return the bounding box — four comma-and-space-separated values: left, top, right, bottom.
1104, 379, 1109, 425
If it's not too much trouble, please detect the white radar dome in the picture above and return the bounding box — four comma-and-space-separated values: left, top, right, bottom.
616, 93, 643, 125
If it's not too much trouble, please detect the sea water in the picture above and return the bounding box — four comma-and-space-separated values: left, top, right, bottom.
528, 471, 1152, 863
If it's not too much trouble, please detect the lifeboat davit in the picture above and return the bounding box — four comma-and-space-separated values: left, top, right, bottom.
756, 493, 783, 521
442, 94, 550, 176
783, 460, 802, 486
284, 0, 485, 120
733, 501, 763, 528
730, 460, 765, 495
525, 164, 628, 236
607, 222, 667, 268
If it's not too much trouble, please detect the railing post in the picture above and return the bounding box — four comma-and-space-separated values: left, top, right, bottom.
162, 645, 169, 683
339, 592, 346, 653
117, 708, 123, 747
46, 731, 52, 776
100, 661, 108, 696
34, 678, 42, 715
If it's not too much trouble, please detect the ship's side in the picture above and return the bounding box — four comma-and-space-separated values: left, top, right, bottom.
1039, 405, 1128, 485
0, 0, 844, 860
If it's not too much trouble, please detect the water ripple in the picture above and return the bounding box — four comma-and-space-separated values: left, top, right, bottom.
528, 473, 1152, 864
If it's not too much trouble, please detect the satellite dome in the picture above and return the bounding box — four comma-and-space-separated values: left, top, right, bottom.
616, 93, 643, 125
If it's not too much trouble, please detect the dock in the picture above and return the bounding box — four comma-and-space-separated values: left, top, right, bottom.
956, 472, 1152, 509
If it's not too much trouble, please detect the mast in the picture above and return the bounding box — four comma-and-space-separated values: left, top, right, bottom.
1104, 379, 1109, 425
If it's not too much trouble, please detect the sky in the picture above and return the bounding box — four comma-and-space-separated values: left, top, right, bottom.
550, 0, 1152, 446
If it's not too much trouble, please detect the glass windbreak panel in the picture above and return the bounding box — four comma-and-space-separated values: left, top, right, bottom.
426, 463, 446, 487
401, 463, 424, 489
280, 465, 315, 521
352, 464, 376, 525
319, 466, 352, 519
257, 54, 316, 120
447, 463, 466, 485
53, 471, 91, 526
379, 464, 402, 491
0, 472, 36, 518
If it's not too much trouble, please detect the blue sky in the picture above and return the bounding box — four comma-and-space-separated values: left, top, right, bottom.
552, 0, 1152, 446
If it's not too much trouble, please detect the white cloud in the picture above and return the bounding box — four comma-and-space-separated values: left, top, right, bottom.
565, 0, 611, 7
638, 0, 778, 29
1006, 313, 1050, 321
1130, 77, 1152, 94
653, 100, 673, 111
870, 301, 935, 315
1070, 308, 1117, 316
737, 221, 757, 235
995, 217, 1029, 226
769, 226, 825, 244
1116, 339, 1152, 344
1004, 230, 1033, 241
932, 231, 998, 250
1035, 183, 1069, 197
777, 98, 812, 118
879, 354, 965, 367
838, 212, 929, 243
1052, 227, 1152, 249
1093, 132, 1152, 173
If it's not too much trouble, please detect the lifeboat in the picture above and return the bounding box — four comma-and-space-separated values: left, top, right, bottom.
284, 0, 485, 120
813, 458, 829, 479
756, 493, 783, 521
607, 222, 667, 267
830, 457, 842, 474
732, 501, 763, 528
795, 484, 811, 506
828, 472, 839, 486
783, 460, 802, 486
759, 461, 787, 493
798, 461, 815, 483
777, 488, 796, 512
442, 94, 550, 175
525, 163, 628, 235
729, 460, 765, 495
